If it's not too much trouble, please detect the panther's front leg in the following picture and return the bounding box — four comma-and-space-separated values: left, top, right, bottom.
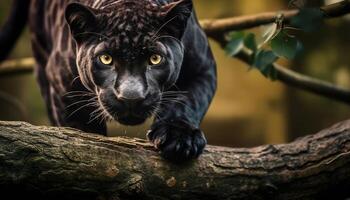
147, 118, 208, 162
148, 46, 217, 162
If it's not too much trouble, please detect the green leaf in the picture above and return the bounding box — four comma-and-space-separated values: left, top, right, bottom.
290, 8, 324, 33
260, 13, 284, 46
260, 23, 278, 45
296, 39, 304, 55
227, 31, 245, 40
225, 32, 245, 56
261, 64, 278, 80
253, 50, 278, 70
271, 31, 299, 60
253, 50, 278, 80
244, 33, 257, 52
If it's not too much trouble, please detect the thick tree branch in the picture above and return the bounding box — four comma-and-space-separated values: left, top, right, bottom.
0, 2, 349, 199
0, 120, 350, 199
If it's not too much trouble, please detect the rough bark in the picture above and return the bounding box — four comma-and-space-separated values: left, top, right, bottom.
0, 120, 350, 200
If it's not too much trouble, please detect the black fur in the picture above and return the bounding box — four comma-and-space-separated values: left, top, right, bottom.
1, 0, 217, 162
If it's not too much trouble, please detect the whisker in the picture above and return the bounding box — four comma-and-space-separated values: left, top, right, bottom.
88, 104, 110, 125
94, 95, 115, 123
63, 90, 94, 96
90, 106, 103, 118
88, 110, 105, 124
65, 93, 96, 99
151, 105, 163, 122
161, 93, 187, 98
153, 35, 182, 45
65, 98, 97, 109
70, 76, 81, 86
162, 90, 188, 93
67, 102, 97, 119
162, 91, 189, 95
151, 14, 180, 42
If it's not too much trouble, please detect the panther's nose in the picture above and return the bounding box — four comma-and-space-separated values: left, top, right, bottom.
117, 91, 145, 102
117, 94, 145, 105
116, 76, 146, 107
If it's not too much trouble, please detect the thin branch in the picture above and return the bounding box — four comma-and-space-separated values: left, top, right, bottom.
234, 49, 350, 104
201, 10, 297, 38
204, 0, 350, 104
275, 63, 350, 104
0, 57, 34, 77
200, 0, 350, 37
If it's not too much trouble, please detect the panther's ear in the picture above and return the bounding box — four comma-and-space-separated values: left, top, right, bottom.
65, 3, 97, 44
160, 0, 193, 39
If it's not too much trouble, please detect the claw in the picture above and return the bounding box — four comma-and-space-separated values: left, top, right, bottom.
147, 121, 207, 163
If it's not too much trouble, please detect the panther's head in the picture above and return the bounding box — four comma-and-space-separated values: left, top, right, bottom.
65, 0, 192, 125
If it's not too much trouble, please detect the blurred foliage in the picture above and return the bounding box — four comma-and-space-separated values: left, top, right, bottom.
0, 0, 350, 147
225, 32, 245, 57
224, 6, 325, 79
290, 8, 324, 32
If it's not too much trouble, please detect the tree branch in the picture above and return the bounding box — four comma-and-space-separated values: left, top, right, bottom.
233, 49, 350, 104
0, 57, 34, 77
0, 120, 349, 199
202, 0, 350, 104
275, 63, 350, 104
0, 2, 349, 199
200, 0, 350, 37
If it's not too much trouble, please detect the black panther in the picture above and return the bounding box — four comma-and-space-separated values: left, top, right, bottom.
0, 0, 217, 162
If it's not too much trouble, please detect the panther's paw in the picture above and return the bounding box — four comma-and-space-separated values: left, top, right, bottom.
147, 121, 207, 163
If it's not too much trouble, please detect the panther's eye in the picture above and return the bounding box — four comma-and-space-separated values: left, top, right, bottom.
149, 54, 163, 65
99, 54, 113, 65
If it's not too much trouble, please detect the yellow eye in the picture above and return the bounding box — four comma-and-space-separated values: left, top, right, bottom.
99, 54, 113, 65
149, 54, 163, 65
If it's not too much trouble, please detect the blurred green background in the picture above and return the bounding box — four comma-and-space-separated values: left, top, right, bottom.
0, 0, 349, 147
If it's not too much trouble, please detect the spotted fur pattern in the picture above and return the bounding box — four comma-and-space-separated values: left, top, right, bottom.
27, 0, 217, 162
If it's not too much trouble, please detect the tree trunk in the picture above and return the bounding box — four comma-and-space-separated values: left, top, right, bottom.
0, 120, 349, 200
